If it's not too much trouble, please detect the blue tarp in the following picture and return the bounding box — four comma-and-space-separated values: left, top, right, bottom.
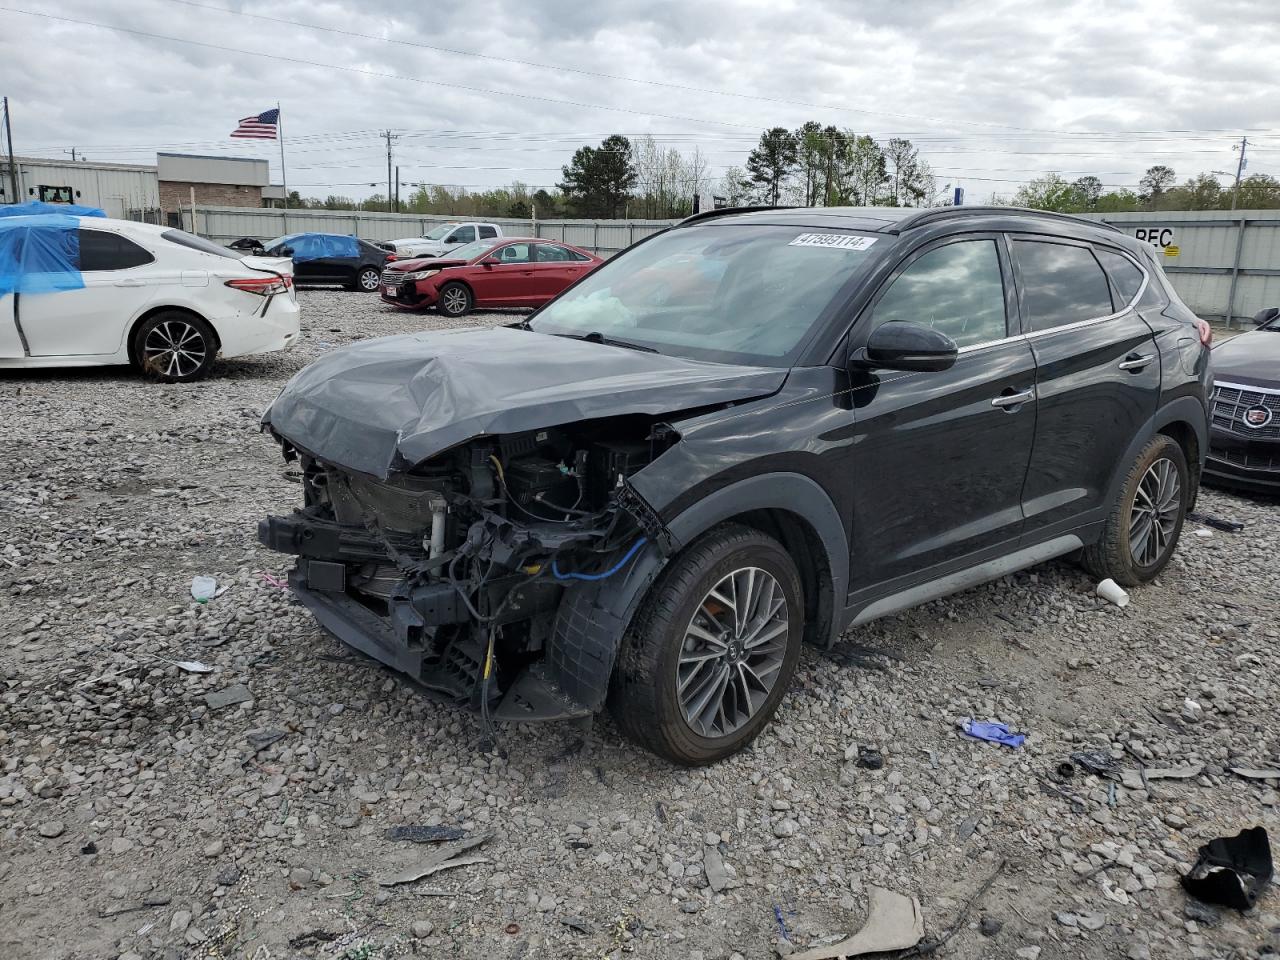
0, 214, 84, 299
272, 232, 360, 262
0, 200, 106, 218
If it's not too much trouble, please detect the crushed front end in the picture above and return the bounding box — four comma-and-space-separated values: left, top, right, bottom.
259, 421, 675, 721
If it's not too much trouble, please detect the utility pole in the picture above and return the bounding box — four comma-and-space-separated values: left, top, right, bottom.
394, 164, 400, 214
1230, 136, 1248, 211
64, 147, 77, 162
383, 129, 398, 213
2, 96, 18, 205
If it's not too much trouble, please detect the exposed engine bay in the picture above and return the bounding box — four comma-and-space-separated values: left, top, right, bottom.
259, 416, 679, 721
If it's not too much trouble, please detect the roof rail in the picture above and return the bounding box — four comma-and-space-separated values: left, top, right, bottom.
895, 205, 1124, 234
676, 205, 795, 226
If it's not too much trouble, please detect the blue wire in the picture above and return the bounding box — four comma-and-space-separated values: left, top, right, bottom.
552, 537, 647, 582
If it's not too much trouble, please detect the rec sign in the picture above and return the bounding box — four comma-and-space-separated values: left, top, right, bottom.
1133, 227, 1176, 249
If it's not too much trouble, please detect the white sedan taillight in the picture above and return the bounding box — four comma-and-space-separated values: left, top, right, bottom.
226, 275, 293, 296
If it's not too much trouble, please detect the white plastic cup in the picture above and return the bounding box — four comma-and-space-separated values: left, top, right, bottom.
191, 575, 217, 603
1096, 578, 1130, 608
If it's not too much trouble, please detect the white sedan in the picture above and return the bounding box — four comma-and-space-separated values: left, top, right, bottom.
0, 216, 300, 383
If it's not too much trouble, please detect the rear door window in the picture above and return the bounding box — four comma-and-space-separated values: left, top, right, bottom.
868, 238, 1008, 348
1094, 248, 1146, 307
78, 230, 155, 270
478, 225, 498, 239
1012, 240, 1115, 331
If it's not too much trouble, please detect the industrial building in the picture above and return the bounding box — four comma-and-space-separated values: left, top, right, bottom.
0, 152, 285, 222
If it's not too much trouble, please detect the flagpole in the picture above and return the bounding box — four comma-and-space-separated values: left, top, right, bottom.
277, 102, 289, 227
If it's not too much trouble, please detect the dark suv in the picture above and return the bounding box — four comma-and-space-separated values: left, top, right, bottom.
259, 206, 1212, 764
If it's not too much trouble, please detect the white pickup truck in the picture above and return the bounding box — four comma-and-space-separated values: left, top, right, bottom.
382, 222, 503, 259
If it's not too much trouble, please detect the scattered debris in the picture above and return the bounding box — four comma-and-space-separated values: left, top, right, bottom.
385, 825, 467, 843
1095, 578, 1130, 608
190, 575, 219, 603
1054, 761, 1076, 780
790, 886, 924, 959
1193, 528, 1214, 538
960, 719, 1026, 748
504, 923, 521, 936
170, 659, 213, 674
288, 930, 340, 949
560, 916, 594, 935
1229, 767, 1280, 781
1181, 826, 1273, 911
256, 570, 289, 589
1119, 764, 1203, 790
979, 916, 1003, 938
1188, 511, 1244, 532
855, 746, 884, 770
79, 841, 97, 855
1071, 751, 1120, 779
245, 728, 288, 752
377, 833, 492, 886
204, 684, 252, 710
774, 903, 796, 943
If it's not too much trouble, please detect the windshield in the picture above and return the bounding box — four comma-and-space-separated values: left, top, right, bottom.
422, 224, 454, 241
454, 238, 502, 261
529, 223, 883, 365
264, 234, 299, 252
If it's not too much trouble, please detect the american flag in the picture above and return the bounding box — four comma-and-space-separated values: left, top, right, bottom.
230, 108, 279, 140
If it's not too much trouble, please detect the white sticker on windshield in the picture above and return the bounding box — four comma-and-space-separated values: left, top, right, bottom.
789, 233, 878, 251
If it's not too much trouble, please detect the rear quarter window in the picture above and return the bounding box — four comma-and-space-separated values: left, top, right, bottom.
1095, 247, 1146, 306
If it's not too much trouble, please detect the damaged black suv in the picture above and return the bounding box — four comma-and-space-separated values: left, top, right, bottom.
259, 206, 1211, 764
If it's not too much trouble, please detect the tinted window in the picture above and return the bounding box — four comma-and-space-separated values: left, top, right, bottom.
537, 244, 588, 262
1013, 241, 1114, 331
493, 243, 531, 264
78, 230, 155, 270
1095, 248, 1145, 306
869, 239, 1007, 348
478, 225, 498, 239
163, 229, 243, 259
450, 226, 476, 243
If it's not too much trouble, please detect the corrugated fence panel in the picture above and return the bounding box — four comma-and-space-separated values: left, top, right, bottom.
1087, 209, 1280, 324
193, 207, 679, 257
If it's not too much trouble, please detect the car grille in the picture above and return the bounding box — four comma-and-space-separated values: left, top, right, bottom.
1207, 447, 1280, 473
381, 269, 405, 287
1211, 383, 1280, 440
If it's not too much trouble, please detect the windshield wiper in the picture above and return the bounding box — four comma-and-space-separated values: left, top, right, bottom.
558, 331, 659, 353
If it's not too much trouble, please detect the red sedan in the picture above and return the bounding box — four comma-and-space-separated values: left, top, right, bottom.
379, 237, 602, 316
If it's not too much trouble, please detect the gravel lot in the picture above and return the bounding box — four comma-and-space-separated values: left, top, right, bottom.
2, 289, 1279, 960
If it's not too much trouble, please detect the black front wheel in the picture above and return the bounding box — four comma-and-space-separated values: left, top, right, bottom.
609, 524, 803, 765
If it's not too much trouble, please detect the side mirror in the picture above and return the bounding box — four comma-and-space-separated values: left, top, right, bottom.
479, 256, 499, 266
858, 321, 959, 372
1252, 307, 1279, 326
446, 235, 464, 243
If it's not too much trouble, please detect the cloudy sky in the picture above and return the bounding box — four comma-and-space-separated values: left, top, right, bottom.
3, 0, 1279, 203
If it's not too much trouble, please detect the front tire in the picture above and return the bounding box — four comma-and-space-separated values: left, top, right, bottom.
132, 311, 217, 383
609, 524, 803, 765
437, 282, 473, 317
352, 266, 381, 292
1082, 434, 1189, 586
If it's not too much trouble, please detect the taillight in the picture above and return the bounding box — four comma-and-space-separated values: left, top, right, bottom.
226, 275, 293, 296
386, 254, 398, 261
1194, 318, 1212, 347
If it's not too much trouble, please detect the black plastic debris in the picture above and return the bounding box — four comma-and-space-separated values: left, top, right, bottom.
245, 728, 288, 752
1055, 761, 1076, 780
856, 746, 885, 770
1181, 826, 1273, 911
385, 824, 466, 843
1071, 751, 1120, 779
1188, 511, 1244, 533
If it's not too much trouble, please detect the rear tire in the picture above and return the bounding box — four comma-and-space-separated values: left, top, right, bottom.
351, 266, 381, 293
1082, 434, 1189, 586
131, 311, 217, 383
609, 523, 803, 765
437, 282, 473, 317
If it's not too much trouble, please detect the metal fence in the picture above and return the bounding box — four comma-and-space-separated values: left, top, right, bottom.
181, 206, 679, 257
1085, 209, 1280, 327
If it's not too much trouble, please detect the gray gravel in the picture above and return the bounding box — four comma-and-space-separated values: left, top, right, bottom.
2, 289, 1279, 960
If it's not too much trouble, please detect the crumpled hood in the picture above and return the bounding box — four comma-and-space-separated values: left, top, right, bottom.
1212, 329, 1280, 387
263, 326, 788, 478
385, 256, 467, 273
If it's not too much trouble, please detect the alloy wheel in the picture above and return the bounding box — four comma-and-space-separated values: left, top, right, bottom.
677, 566, 789, 738
1129, 457, 1181, 567
142, 320, 206, 380
442, 287, 468, 314
359, 269, 380, 291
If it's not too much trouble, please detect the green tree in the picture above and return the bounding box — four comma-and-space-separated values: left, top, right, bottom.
884, 138, 931, 206
1139, 165, 1176, 208
747, 127, 798, 206
531, 189, 561, 218
794, 121, 829, 206
843, 135, 888, 205
559, 134, 637, 218
1012, 173, 1081, 211
1092, 189, 1141, 213
1073, 176, 1103, 209
508, 200, 531, 219
1233, 174, 1280, 209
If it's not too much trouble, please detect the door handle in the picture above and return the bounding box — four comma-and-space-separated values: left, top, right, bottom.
991, 388, 1034, 409
1118, 353, 1154, 371
113, 278, 145, 287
